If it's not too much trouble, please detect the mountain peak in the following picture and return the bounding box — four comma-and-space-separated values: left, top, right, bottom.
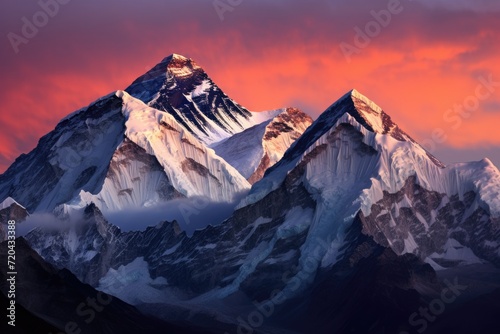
125, 53, 204, 105
160, 53, 192, 65
333, 89, 386, 133
163, 53, 189, 61
315, 89, 420, 146
160, 53, 201, 77
350, 89, 383, 113
125, 55, 282, 146
252, 89, 445, 189
335, 89, 444, 166
127, 54, 202, 97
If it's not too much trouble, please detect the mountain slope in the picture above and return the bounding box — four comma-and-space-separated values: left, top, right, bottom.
21, 88, 500, 333
0, 91, 251, 215
126, 54, 282, 146
26, 90, 500, 292
75, 91, 250, 212
0, 53, 299, 214
0, 94, 125, 213
213, 107, 313, 184
240, 89, 500, 271
0, 238, 211, 334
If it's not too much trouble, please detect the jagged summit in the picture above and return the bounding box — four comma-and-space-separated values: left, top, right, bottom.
161, 53, 197, 67
264, 90, 407, 164
5, 51, 500, 334
162, 53, 190, 62
125, 53, 203, 102
161, 53, 202, 79
349, 89, 381, 109
272, 89, 445, 170
242, 89, 450, 209
125, 54, 281, 146
213, 107, 313, 183
321, 89, 410, 141
0, 89, 252, 214
150, 53, 197, 71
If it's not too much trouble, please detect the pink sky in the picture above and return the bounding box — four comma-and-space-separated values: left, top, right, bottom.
0, 0, 499, 172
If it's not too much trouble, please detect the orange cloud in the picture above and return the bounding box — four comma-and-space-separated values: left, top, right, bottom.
0, 0, 499, 172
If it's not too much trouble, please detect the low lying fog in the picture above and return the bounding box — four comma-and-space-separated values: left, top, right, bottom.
15, 192, 248, 237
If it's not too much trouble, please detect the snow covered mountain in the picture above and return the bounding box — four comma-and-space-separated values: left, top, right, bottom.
24, 90, 500, 321
76, 90, 251, 212
0, 93, 124, 213
242, 89, 500, 269
213, 107, 313, 183
126, 53, 282, 146
4, 53, 499, 333
0, 90, 250, 215
0, 53, 302, 216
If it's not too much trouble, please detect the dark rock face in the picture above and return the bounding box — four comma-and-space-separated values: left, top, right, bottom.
181, 158, 220, 183
264, 122, 294, 140
272, 214, 439, 334
266, 91, 444, 182
181, 138, 206, 154
351, 93, 444, 167
214, 106, 313, 184
23, 116, 499, 308
265, 108, 312, 142
161, 184, 313, 296
248, 153, 271, 185
281, 107, 314, 128
0, 238, 208, 334
108, 139, 164, 175
27, 205, 123, 285
0, 203, 28, 223
26, 166, 316, 295
360, 175, 500, 268
126, 55, 253, 141
352, 94, 406, 140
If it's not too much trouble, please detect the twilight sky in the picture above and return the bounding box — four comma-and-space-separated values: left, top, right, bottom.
0, 0, 499, 172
